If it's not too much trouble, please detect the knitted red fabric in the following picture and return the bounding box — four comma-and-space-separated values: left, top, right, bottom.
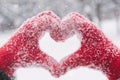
0, 11, 120, 80
0, 11, 61, 78
59, 13, 120, 80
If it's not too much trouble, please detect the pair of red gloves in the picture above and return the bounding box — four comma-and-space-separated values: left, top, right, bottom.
0, 11, 120, 80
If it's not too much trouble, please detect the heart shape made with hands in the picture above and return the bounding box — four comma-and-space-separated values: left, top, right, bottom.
0, 11, 120, 80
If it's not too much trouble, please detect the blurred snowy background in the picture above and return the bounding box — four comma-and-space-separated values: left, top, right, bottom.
0, 0, 120, 80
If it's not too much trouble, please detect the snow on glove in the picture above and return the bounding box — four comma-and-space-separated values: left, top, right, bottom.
0, 11, 120, 80
0, 11, 62, 79
59, 12, 120, 80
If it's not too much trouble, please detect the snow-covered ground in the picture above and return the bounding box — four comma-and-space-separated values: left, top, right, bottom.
0, 19, 120, 80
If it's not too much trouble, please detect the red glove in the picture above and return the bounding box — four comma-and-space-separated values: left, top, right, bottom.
59, 12, 120, 80
0, 11, 61, 78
